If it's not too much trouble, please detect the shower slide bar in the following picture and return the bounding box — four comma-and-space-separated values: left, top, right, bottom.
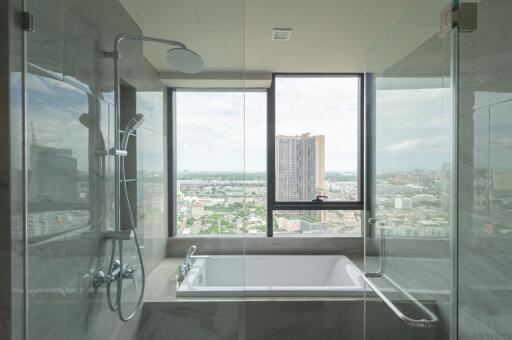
362, 273, 439, 329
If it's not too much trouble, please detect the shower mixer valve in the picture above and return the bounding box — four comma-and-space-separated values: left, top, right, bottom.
93, 260, 136, 289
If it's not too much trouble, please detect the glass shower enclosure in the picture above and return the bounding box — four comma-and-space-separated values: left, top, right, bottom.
364, 0, 459, 339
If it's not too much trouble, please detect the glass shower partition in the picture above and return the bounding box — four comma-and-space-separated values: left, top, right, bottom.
457, 0, 512, 339
23, 0, 247, 338
364, 0, 457, 339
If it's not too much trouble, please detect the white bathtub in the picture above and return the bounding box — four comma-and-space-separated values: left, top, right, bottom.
177, 255, 363, 297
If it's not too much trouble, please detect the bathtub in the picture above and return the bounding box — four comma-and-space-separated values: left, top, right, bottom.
176, 255, 363, 297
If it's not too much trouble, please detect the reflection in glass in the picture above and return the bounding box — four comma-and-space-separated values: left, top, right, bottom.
373, 87, 452, 239
27, 73, 93, 240
364, 0, 454, 338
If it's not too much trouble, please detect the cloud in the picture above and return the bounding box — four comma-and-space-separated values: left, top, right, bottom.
384, 139, 421, 152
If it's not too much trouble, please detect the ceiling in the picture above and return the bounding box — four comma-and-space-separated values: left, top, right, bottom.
119, 0, 413, 87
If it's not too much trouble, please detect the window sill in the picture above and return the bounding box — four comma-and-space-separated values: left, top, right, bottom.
167, 235, 363, 257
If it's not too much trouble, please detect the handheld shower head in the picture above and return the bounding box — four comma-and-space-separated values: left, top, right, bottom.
121, 113, 145, 150
167, 47, 204, 74
127, 113, 146, 131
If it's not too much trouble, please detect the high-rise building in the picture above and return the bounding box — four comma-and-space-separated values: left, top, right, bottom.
275, 133, 325, 201
29, 144, 78, 202
440, 162, 451, 213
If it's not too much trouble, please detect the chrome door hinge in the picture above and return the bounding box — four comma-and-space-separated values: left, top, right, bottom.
22, 11, 34, 32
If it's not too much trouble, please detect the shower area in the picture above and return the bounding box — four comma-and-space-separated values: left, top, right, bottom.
1, 0, 512, 339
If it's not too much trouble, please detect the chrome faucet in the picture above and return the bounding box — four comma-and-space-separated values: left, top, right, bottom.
178, 245, 197, 282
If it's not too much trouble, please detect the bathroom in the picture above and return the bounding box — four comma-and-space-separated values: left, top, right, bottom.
1, 0, 511, 339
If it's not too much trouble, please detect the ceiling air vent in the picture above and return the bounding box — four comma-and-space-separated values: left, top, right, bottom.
272, 28, 292, 41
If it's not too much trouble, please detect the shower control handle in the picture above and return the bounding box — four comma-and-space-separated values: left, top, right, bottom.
93, 261, 136, 288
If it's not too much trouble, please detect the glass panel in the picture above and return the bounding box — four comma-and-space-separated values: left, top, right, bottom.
274, 75, 361, 202
364, 0, 456, 339
24, 0, 247, 339
458, 1, 512, 337
274, 210, 361, 236
175, 90, 267, 235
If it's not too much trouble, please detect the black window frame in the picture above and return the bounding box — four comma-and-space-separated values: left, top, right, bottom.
266, 73, 364, 237
168, 73, 364, 237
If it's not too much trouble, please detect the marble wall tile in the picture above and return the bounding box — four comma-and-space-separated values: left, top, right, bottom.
138, 299, 442, 340
458, 1, 512, 339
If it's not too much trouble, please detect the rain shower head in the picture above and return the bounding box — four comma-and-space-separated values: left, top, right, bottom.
167, 47, 204, 74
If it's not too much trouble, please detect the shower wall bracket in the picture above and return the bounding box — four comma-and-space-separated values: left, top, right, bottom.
109, 147, 128, 157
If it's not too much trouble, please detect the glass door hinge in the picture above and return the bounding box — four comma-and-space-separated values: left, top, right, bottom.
22, 11, 34, 32
453, 3, 477, 32
440, 3, 477, 35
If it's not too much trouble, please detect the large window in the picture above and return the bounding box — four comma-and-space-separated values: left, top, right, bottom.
171, 74, 363, 237
268, 74, 363, 236
174, 90, 267, 235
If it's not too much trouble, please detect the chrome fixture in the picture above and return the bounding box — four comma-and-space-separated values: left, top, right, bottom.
93, 260, 136, 289
362, 274, 439, 328
363, 225, 437, 328
365, 227, 385, 278
185, 244, 198, 269
98, 33, 203, 322
178, 245, 197, 282
167, 47, 204, 74
121, 113, 145, 150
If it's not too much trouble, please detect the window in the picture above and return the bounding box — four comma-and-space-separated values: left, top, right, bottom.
268, 74, 363, 236
274, 210, 362, 236
173, 89, 267, 235
170, 74, 363, 237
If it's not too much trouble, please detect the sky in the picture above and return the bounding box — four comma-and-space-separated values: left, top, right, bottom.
176, 76, 360, 173
374, 87, 453, 172
26, 71, 457, 176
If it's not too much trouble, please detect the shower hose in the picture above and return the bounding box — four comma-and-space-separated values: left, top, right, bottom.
105, 154, 145, 322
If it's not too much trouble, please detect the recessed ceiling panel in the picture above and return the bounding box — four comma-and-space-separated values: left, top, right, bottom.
119, 0, 414, 80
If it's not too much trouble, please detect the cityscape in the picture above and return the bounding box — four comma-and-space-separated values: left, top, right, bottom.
175, 168, 452, 238
25, 131, 454, 240
176, 133, 452, 238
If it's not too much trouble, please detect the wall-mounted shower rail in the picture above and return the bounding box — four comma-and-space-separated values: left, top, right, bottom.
362, 273, 439, 329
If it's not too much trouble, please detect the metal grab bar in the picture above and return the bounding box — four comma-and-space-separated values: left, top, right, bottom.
365, 226, 385, 278
363, 274, 439, 329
